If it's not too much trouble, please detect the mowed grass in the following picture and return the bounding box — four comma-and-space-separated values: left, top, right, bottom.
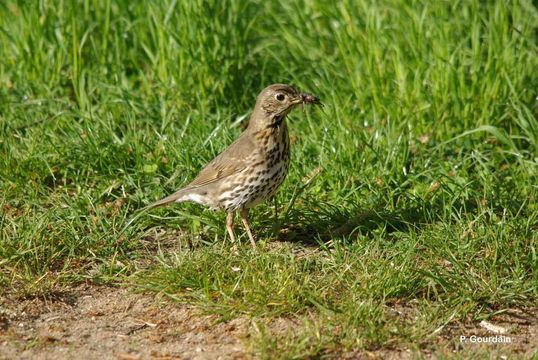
1, 0, 537, 357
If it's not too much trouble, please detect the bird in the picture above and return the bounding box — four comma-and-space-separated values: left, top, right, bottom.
150, 84, 321, 249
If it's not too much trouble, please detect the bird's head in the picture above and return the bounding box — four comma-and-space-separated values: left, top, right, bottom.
258, 84, 302, 115
248, 84, 305, 131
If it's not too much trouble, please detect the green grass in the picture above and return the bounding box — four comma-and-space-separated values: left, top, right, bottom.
1, 0, 537, 357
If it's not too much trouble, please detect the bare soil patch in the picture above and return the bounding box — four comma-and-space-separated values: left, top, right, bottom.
0, 285, 248, 360
0, 284, 536, 359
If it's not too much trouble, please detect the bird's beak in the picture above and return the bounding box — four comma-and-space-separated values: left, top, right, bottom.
291, 95, 303, 105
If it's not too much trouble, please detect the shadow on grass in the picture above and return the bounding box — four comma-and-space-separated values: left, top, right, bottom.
273, 206, 417, 246
272, 196, 523, 246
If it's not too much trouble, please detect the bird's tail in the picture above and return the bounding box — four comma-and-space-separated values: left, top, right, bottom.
149, 188, 190, 208
118, 188, 191, 236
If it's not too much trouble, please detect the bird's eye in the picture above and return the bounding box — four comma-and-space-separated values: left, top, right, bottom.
276, 93, 285, 101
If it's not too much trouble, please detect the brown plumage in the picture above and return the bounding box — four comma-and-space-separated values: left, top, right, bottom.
151, 84, 321, 248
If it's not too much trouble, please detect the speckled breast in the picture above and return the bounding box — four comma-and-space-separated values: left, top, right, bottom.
219, 124, 290, 212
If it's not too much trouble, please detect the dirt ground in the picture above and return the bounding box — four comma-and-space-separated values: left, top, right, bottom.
0, 284, 536, 360
0, 285, 248, 360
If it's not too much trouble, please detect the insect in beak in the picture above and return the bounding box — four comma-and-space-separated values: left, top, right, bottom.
299, 92, 323, 112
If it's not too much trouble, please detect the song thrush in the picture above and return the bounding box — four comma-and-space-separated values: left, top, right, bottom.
151, 84, 321, 248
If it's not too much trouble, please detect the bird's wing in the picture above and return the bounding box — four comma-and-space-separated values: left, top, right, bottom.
185, 132, 256, 188
149, 132, 256, 208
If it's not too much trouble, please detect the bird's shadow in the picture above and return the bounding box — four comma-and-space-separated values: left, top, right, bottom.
265, 206, 415, 246
262, 196, 520, 247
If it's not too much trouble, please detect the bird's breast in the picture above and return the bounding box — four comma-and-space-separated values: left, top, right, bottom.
217, 125, 290, 211
256, 123, 290, 164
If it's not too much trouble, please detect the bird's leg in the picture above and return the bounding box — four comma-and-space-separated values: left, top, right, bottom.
226, 212, 236, 243
239, 208, 257, 249
272, 196, 280, 237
